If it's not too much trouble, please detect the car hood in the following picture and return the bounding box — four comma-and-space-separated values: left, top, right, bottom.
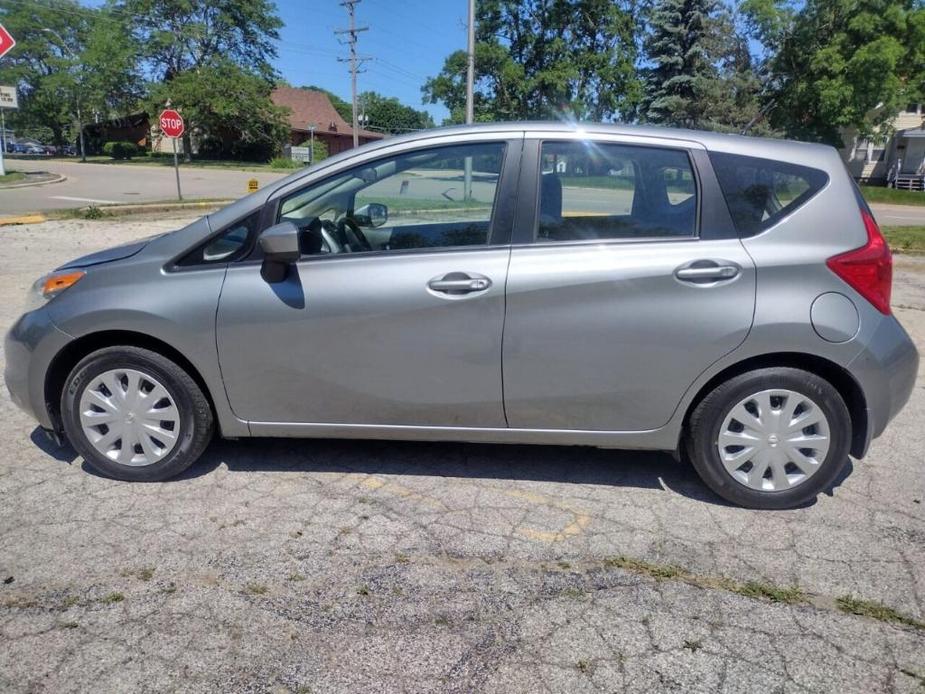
56, 233, 165, 270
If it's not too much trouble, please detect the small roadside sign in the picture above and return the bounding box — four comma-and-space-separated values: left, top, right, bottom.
290, 146, 311, 164
159, 107, 185, 201
0, 23, 15, 60
0, 85, 18, 109
248, 179, 259, 192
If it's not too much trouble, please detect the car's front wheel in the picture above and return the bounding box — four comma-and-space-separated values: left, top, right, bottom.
686, 367, 851, 509
61, 346, 213, 481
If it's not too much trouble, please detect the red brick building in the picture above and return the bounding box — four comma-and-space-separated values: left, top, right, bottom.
271, 86, 383, 155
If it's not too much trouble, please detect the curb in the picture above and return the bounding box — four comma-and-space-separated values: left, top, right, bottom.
0, 214, 48, 226
0, 172, 67, 189
86, 200, 232, 216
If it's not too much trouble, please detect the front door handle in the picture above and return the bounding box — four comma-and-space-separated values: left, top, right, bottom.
675, 262, 740, 283
427, 273, 492, 294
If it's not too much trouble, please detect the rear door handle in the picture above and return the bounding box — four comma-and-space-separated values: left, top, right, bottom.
427, 273, 492, 294
675, 262, 740, 282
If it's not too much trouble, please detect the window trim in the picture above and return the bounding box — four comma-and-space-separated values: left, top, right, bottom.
515, 139, 705, 247
252, 139, 521, 263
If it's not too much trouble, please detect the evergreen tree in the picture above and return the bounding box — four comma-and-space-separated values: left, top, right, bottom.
640, 0, 725, 129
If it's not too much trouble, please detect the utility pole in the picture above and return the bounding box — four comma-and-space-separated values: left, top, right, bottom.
466, 0, 475, 125
464, 0, 475, 200
336, 0, 370, 149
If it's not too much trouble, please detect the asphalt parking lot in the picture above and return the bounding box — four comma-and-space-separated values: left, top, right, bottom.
1, 215, 924, 693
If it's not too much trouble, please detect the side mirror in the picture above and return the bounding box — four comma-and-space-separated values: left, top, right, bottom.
353, 203, 388, 228
259, 221, 300, 283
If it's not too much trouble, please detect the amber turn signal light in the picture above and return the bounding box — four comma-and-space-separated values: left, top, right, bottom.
42, 271, 85, 298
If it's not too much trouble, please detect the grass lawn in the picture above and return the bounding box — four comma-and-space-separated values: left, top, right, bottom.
79, 155, 291, 172
860, 184, 925, 207
0, 171, 26, 185
883, 226, 925, 253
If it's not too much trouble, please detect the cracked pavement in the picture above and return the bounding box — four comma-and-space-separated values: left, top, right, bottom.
1, 216, 924, 693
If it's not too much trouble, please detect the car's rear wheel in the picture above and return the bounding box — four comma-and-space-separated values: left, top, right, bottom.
686, 367, 851, 509
61, 346, 213, 481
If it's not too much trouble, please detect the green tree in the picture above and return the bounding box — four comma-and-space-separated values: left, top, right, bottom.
423, 0, 640, 123
359, 91, 434, 133
147, 61, 290, 161
0, 0, 141, 147
114, 0, 282, 81
741, 0, 925, 145
119, 0, 284, 159
641, 0, 720, 128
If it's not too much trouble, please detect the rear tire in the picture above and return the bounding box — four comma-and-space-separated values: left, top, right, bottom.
61, 346, 213, 481
686, 367, 851, 509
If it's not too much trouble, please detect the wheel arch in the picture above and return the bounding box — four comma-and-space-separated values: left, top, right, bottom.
45, 330, 220, 436
681, 352, 869, 458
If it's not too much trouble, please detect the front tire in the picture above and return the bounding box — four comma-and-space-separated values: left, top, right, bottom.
61, 346, 214, 482
686, 367, 851, 509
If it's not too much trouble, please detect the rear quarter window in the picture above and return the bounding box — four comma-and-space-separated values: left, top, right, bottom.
708, 152, 828, 237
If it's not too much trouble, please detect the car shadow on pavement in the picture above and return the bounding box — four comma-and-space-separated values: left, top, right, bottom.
169, 435, 854, 508
33, 427, 853, 509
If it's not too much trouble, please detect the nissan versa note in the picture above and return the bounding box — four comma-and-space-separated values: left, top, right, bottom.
5, 123, 918, 509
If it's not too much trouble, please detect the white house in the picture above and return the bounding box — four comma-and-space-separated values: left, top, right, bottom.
842, 104, 925, 188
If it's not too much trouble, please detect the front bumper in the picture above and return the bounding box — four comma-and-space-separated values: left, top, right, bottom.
4, 308, 73, 429
848, 314, 919, 446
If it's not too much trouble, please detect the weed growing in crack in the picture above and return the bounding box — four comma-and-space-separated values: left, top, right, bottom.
836, 595, 925, 631
735, 581, 805, 604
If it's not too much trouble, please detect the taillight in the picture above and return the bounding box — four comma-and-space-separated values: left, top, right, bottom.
826, 208, 892, 315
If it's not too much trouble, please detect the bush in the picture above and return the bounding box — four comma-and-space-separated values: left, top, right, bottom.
295, 138, 329, 163
269, 157, 300, 170
102, 141, 138, 160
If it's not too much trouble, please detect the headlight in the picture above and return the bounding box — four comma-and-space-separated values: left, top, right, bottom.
24, 270, 85, 312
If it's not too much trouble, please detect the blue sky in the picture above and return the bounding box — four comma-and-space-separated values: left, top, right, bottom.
77, 0, 466, 121
266, 0, 463, 122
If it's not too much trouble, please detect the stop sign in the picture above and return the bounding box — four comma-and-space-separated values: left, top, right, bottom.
0, 23, 16, 59
159, 109, 184, 138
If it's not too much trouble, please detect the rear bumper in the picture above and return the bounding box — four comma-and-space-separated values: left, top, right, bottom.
4, 308, 73, 430
848, 314, 919, 448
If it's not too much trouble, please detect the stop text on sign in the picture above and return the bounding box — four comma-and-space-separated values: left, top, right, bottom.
159, 109, 185, 138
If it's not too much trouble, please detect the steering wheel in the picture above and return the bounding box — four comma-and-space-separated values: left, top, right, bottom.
316, 219, 343, 254
337, 216, 372, 252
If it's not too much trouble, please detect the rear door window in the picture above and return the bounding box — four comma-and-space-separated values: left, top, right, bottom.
536, 141, 698, 242
708, 152, 828, 237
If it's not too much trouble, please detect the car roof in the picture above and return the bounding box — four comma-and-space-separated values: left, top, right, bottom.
360, 120, 835, 156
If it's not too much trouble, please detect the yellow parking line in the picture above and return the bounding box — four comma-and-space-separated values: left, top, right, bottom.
0, 214, 47, 226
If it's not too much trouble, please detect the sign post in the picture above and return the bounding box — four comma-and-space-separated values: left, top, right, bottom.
158, 108, 185, 201
0, 23, 17, 177
0, 86, 17, 177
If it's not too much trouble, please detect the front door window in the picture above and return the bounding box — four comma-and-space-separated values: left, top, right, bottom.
278, 142, 507, 256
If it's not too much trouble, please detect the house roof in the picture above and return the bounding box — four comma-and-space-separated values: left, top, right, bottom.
271, 86, 383, 140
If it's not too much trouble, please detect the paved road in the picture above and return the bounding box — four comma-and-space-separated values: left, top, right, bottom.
0, 215, 923, 692
1, 158, 288, 213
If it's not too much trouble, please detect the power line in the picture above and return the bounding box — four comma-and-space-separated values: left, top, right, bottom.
335, 0, 371, 148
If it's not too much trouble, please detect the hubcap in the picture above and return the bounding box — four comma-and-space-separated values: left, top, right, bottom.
717, 389, 830, 492
78, 368, 180, 467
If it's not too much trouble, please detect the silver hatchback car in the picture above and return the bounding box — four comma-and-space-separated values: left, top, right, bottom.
5, 123, 918, 508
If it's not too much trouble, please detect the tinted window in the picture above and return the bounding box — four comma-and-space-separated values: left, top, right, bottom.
709, 152, 828, 237
278, 142, 505, 255
536, 141, 698, 242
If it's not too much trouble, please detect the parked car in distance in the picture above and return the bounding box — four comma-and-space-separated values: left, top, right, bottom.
5, 123, 918, 509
